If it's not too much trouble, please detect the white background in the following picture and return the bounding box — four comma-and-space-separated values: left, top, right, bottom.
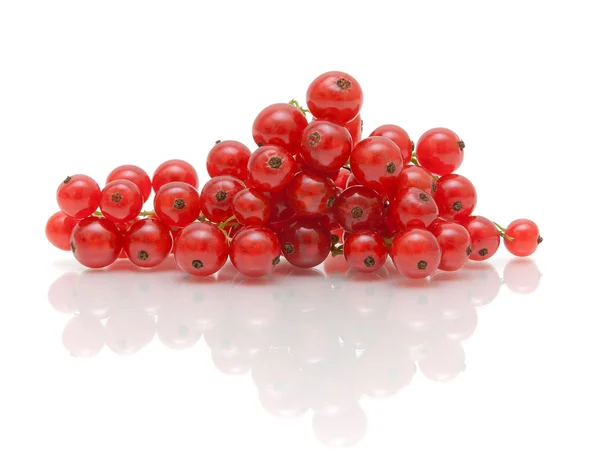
1, 1, 599, 458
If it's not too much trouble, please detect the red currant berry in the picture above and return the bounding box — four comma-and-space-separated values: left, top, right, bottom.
286, 170, 337, 217
232, 188, 271, 225
174, 222, 229, 276
46, 211, 80, 251
344, 231, 387, 273
318, 187, 342, 231
230, 226, 281, 277
299, 120, 352, 174
343, 113, 362, 147
252, 103, 308, 153
391, 187, 438, 229
306, 71, 363, 124
123, 218, 173, 268
280, 218, 331, 269
56, 174, 101, 219
264, 189, 296, 223
430, 222, 472, 271
349, 137, 403, 196
99, 179, 144, 223
416, 128, 464, 175
369, 124, 413, 166
333, 186, 384, 233
206, 140, 252, 181
504, 219, 542, 257
460, 216, 500, 261
397, 165, 436, 195
390, 228, 441, 279
333, 168, 351, 189
247, 145, 297, 192
106, 165, 152, 203
434, 174, 477, 221
70, 217, 123, 268
153, 181, 201, 227
152, 159, 198, 193
346, 173, 360, 188
200, 175, 246, 223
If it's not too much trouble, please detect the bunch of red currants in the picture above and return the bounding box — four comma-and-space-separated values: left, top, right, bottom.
46, 70, 542, 279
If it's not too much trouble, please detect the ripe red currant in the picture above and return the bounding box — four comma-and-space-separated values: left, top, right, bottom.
459, 216, 500, 261
504, 219, 542, 257
232, 188, 271, 225
370, 124, 413, 166
106, 165, 152, 203
230, 226, 281, 277
124, 218, 173, 268
206, 140, 252, 181
247, 145, 297, 192
333, 186, 384, 233
252, 103, 308, 153
333, 168, 351, 189
100, 179, 144, 223
306, 71, 363, 124
280, 218, 331, 269
153, 181, 201, 227
390, 228, 441, 279
174, 222, 229, 276
70, 217, 123, 268
349, 136, 403, 196
416, 128, 464, 175
45, 211, 80, 251
152, 159, 198, 193
430, 222, 472, 271
299, 120, 352, 174
318, 186, 342, 231
434, 174, 477, 221
397, 165, 436, 195
200, 175, 246, 223
264, 189, 296, 223
286, 171, 337, 217
391, 187, 438, 229
56, 174, 101, 219
344, 231, 387, 273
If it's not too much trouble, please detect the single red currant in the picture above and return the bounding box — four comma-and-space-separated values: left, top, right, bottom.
370, 124, 413, 166
56, 174, 102, 219
200, 175, 246, 223
252, 103, 308, 153
232, 188, 271, 225
391, 187, 438, 229
349, 136, 403, 196
206, 140, 252, 181
106, 165, 152, 203
174, 222, 229, 276
343, 113, 362, 147
153, 181, 201, 227
45, 211, 80, 251
230, 226, 281, 277
430, 222, 472, 271
152, 159, 198, 193
333, 186, 384, 233
333, 168, 351, 189
306, 71, 363, 124
434, 174, 477, 221
286, 171, 337, 217
416, 127, 464, 175
70, 217, 123, 268
344, 231, 387, 273
99, 180, 144, 223
123, 218, 173, 268
397, 165, 436, 195
299, 120, 352, 174
390, 228, 441, 279
459, 216, 500, 261
247, 145, 297, 192
504, 219, 542, 257
280, 218, 331, 269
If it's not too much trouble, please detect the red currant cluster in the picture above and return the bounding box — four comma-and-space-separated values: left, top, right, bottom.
46, 71, 542, 278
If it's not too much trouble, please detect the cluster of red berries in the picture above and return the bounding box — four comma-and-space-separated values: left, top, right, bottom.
46, 70, 542, 278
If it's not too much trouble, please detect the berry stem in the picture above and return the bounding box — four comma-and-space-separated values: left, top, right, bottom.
331, 245, 344, 257
93, 209, 155, 217
289, 99, 310, 117
198, 213, 209, 222
218, 215, 238, 230
410, 156, 419, 165
492, 221, 515, 242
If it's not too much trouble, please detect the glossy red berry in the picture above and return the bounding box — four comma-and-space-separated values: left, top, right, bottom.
123, 218, 173, 268
343, 113, 362, 147
397, 165, 436, 195
252, 103, 308, 153
200, 175, 246, 223
349, 137, 403, 196
286, 171, 337, 217
280, 219, 331, 269
504, 219, 542, 257
45, 211, 80, 251
264, 189, 296, 223
318, 187, 342, 231
70, 217, 123, 268
416, 128, 464, 175
299, 120, 352, 174
174, 222, 229, 276
206, 140, 252, 181
153, 181, 201, 227
99, 180, 144, 223
333, 168, 351, 189
430, 222, 472, 271
434, 174, 477, 221
306, 71, 363, 124
370, 124, 413, 166
391, 187, 438, 229
333, 186, 384, 233
232, 188, 271, 225
344, 231, 387, 273
152, 159, 198, 193
230, 226, 281, 277
106, 165, 152, 203
56, 174, 102, 219
460, 216, 500, 261
390, 228, 441, 279
247, 145, 297, 192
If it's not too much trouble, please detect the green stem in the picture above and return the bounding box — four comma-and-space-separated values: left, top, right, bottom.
331, 245, 344, 257
198, 213, 209, 222
218, 215, 238, 230
410, 157, 419, 165
93, 209, 155, 217
492, 221, 514, 242
289, 99, 310, 117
